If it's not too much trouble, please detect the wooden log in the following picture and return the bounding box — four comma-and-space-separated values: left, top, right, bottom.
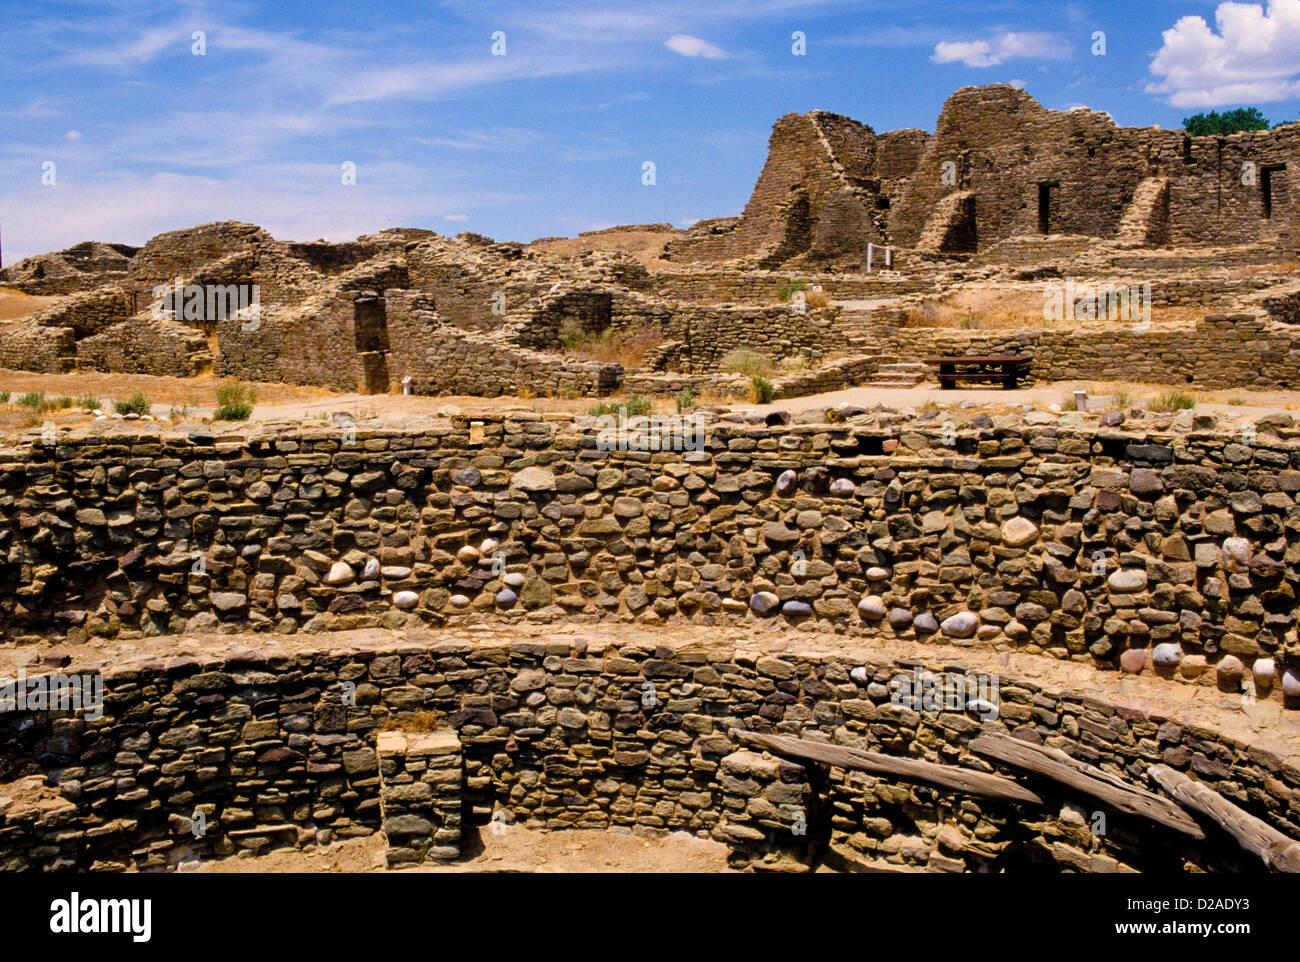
970, 732, 1205, 839
735, 730, 1043, 805
1150, 764, 1300, 873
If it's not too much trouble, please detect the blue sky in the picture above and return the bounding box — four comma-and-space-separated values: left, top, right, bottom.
3, 0, 1299, 263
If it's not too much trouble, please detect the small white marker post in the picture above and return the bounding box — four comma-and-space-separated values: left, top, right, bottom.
866, 242, 874, 272
402, 376, 413, 396
885, 246, 892, 268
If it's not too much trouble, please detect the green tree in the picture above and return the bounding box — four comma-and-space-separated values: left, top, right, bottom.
1183, 107, 1271, 136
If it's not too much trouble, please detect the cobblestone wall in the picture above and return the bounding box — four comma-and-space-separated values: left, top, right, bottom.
5, 412, 1300, 710
0, 634, 1292, 871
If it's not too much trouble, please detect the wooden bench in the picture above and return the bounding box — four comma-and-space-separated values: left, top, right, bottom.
925, 354, 1032, 389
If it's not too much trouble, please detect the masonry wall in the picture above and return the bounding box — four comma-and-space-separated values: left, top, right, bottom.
0, 636, 1293, 872
890, 313, 1300, 389
77, 319, 210, 378
0, 323, 74, 373
3, 415, 1300, 706
665, 111, 888, 267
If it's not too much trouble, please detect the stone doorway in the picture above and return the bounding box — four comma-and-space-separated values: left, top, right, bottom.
354, 293, 391, 393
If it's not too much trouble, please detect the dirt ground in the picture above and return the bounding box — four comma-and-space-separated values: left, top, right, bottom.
186, 824, 733, 873
4, 367, 1298, 442
0, 288, 58, 321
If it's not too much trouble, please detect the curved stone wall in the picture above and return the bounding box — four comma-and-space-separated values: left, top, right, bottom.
0, 631, 1294, 872
3, 414, 1300, 713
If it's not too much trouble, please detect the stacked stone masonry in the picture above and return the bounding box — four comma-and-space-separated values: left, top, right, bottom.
0, 635, 1294, 872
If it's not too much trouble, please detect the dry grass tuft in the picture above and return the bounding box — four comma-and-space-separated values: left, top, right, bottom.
562, 324, 663, 368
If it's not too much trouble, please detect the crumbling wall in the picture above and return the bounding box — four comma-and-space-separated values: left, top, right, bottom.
0, 322, 74, 373
666, 111, 890, 267
0, 241, 138, 296
27, 287, 130, 338
77, 319, 210, 377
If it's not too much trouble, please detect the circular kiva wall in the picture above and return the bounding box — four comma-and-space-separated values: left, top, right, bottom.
3, 415, 1300, 713
0, 631, 1293, 873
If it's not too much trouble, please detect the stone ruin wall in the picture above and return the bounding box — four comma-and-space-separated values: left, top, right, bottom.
666, 111, 888, 267
2, 415, 1300, 870
890, 313, 1300, 390
4, 415, 1300, 697
0, 633, 1291, 872
890, 86, 1300, 253
670, 85, 1298, 267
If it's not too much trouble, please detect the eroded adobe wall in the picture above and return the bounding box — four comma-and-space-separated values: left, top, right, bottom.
0, 635, 1293, 871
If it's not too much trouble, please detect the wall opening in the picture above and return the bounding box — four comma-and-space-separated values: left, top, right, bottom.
1262, 165, 1286, 220
1037, 183, 1056, 235
353, 295, 391, 393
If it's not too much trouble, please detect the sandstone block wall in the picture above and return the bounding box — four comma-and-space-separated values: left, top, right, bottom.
0, 323, 74, 373
377, 730, 461, 866
29, 288, 129, 339
665, 111, 888, 267
77, 319, 210, 378
890, 313, 1300, 389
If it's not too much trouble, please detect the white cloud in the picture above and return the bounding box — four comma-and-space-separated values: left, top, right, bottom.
1146, 0, 1300, 107
665, 34, 726, 59
65, 130, 82, 141
931, 31, 1066, 68
444, 213, 469, 221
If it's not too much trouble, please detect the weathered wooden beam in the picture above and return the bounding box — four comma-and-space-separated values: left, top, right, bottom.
1150, 764, 1300, 873
970, 732, 1205, 840
735, 730, 1043, 806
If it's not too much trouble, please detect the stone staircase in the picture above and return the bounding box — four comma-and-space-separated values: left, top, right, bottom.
864, 361, 928, 388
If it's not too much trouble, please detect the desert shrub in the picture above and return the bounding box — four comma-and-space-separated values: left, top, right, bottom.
561, 324, 662, 368
588, 395, 652, 417
675, 388, 696, 413
777, 279, 807, 302
114, 391, 151, 416
213, 381, 257, 421
0, 392, 8, 404
778, 354, 810, 374
1149, 390, 1195, 412
46, 396, 75, 410
804, 287, 830, 309
1110, 390, 1132, 409
17, 391, 45, 411
749, 375, 774, 404
75, 394, 102, 410
721, 349, 773, 377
